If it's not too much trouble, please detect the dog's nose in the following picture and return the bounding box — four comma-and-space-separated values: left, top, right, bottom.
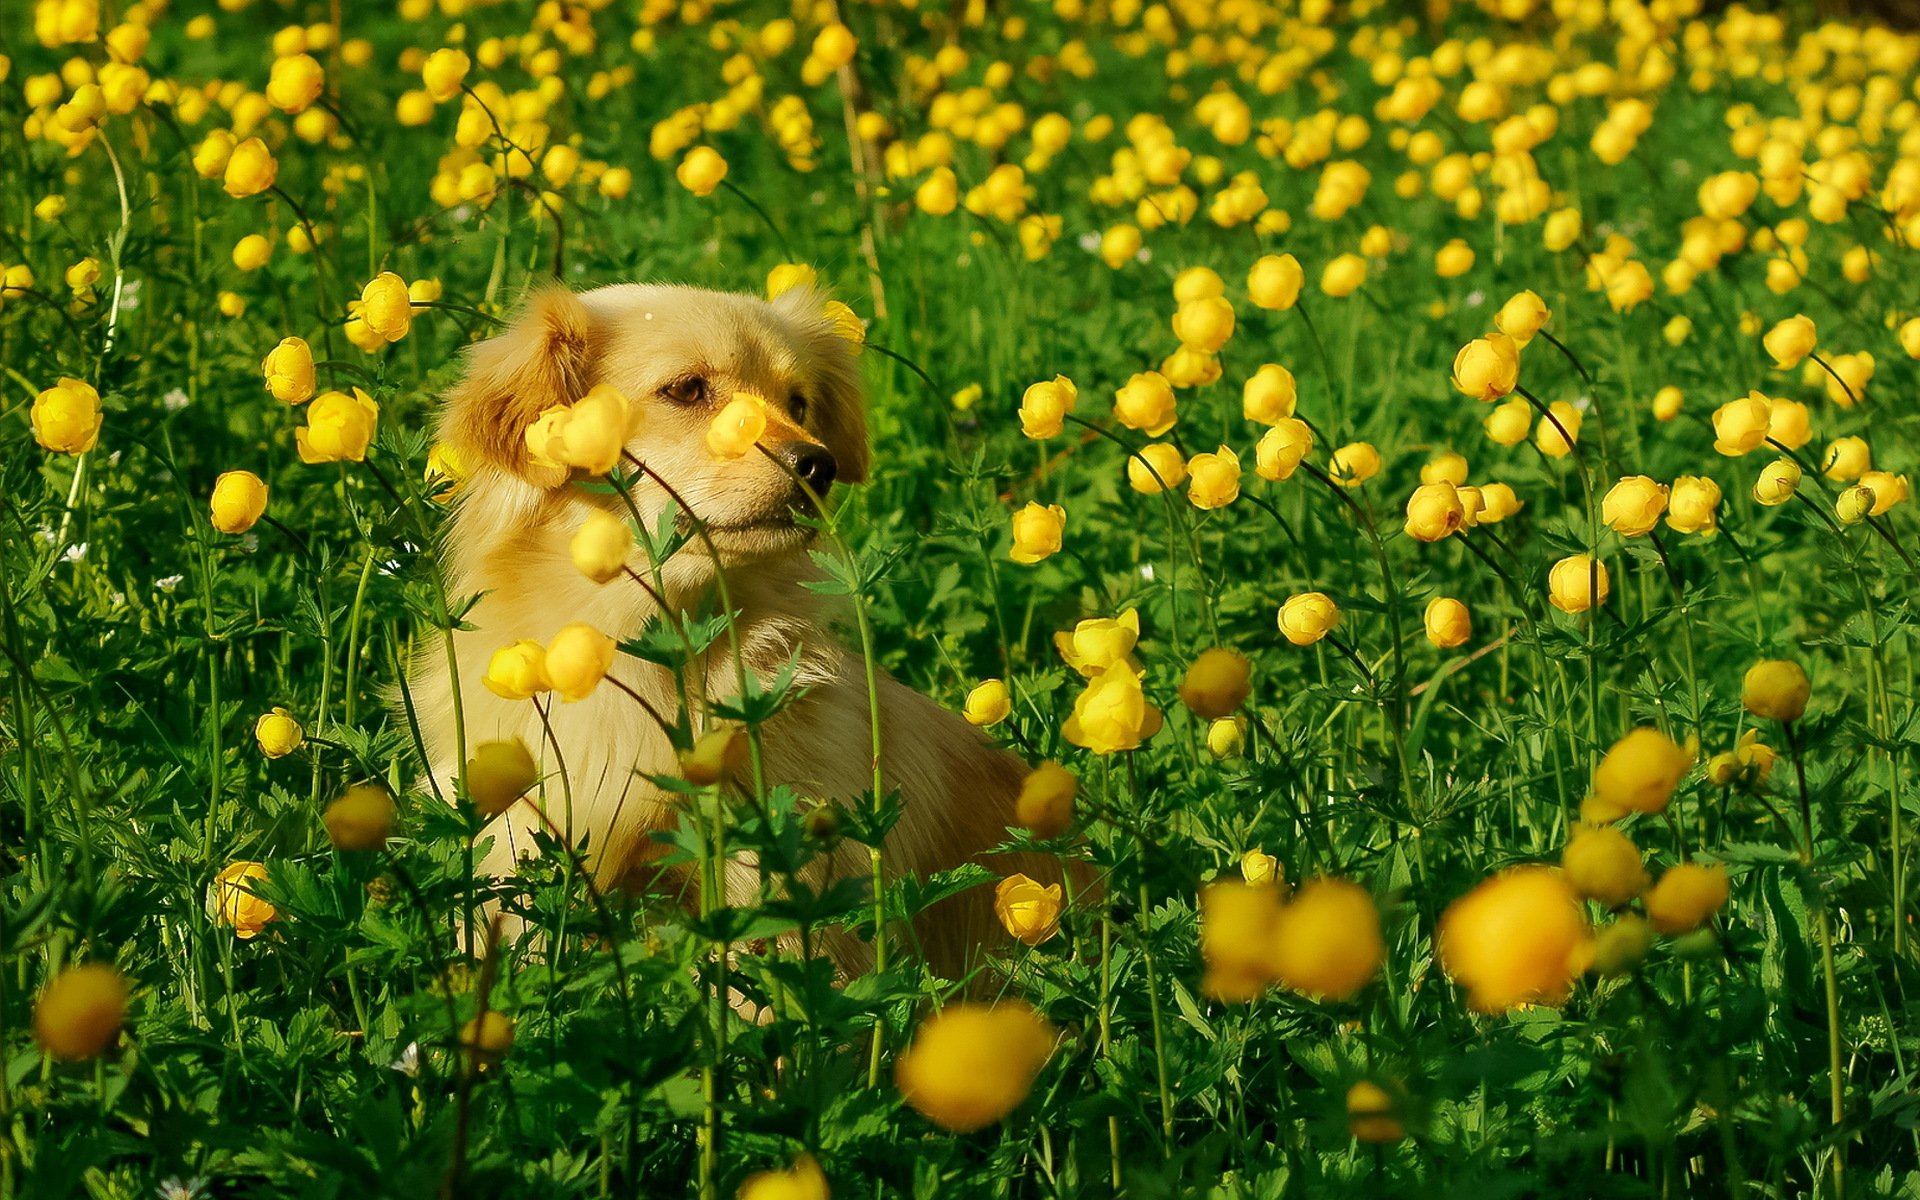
780, 442, 837, 495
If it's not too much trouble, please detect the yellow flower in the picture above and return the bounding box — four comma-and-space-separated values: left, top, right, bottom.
546, 622, 616, 702
963, 678, 1011, 726
1055, 609, 1141, 676
1018, 375, 1077, 439
254, 707, 304, 758
1172, 295, 1236, 353
1178, 648, 1251, 719
765, 262, 817, 299
1666, 475, 1722, 535
1009, 502, 1066, 564
1754, 457, 1802, 507
570, 509, 634, 584
1712, 392, 1772, 456
1561, 825, 1650, 908
822, 300, 865, 349
1742, 659, 1809, 722
1113, 370, 1177, 436
896, 1003, 1053, 1132
1199, 880, 1282, 1001
324, 784, 395, 852
1320, 253, 1368, 297
1822, 436, 1871, 481
1422, 451, 1468, 487
1547, 554, 1608, 614
1241, 849, 1281, 887
421, 47, 471, 101
1652, 386, 1684, 421
680, 727, 750, 786
1254, 419, 1313, 482
31, 376, 103, 454
193, 130, 236, 179
460, 1011, 515, 1069
1644, 863, 1730, 934
1424, 597, 1471, 649
1328, 441, 1381, 487
358, 272, 415, 344
1434, 238, 1474, 278
1663, 315, 1693, 346
296, 388, 379, 464
222, 137, 278, 198
465, 738, 539, 818
1837, 485, 1875, 525
1403, 481, 1465, 542
266, 53, 324, 112
1860, 470, 1910, 516
1015, 762, 1077, 838
1591, 727, 1692, 816
1451, 332, 1521, 402
1534, 401, 1582, 458
1127, 443, 1187, 494
995, 873, 1062, 945
232, 233, 272, 272
1821, 350, 1873, 407
1763, 313, 1816, 369
1438, 867, 1591, 1014
738, 1155, 830, 1200
707, 393, 767, 459
1900, 317, 1920, 360
1476, 482, 1523, 523
483, 640, 550, 700
1241, 363, 1297, 424
1492, 289, 1551, 346
676, 146, 729, 196
1278, 592, 1340, 646
262, 336, 316, 404
1062, 664, 1163, 754
1602, 475, 1669, 537
212, 861, 277, 939
34, 964, 128, 1061
1483, 396, 1531, 445
1270, 878, 1383, 1001
1207, 716, 1247, 759
210, 469, 268, 534
1590, 914, 1656, 976
1347, 1080, 1404, 1143
1247, 252, 1304, 310
1186, 445, 1241, 509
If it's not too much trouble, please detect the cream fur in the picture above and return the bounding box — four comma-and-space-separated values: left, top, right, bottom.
408, 283, 1048, 979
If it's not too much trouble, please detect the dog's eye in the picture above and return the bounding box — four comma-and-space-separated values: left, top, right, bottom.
789, 392, 809, 424
660, 376, 708, 406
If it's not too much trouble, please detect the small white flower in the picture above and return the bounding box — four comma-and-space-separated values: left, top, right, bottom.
156, 574, 185, 592
157, 1177, 209, 1200
63, 542, 88, 564
163, 388, 190, 412
390, 1041, 422, 1077
1077, 231, 1102, 253
1140, 563, 1156, 581
120, 278, 142, 310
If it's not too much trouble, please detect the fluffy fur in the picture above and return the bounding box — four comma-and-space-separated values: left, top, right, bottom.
409, 282, 1051, 978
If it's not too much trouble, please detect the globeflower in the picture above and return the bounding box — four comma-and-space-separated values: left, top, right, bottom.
1822, 436, 1870, 481
1113, 371, 1177, 436
1015, 762, 1077, 838
706, 393, 765, 459
295, 388, 379, 463
1186, 445, 1241, 509
1590, 727, 1692, 817
1753, 458, 1801, 506
1062, 664, 1163, 754
210, 470, 269, 534
466, 739, 539, 817
1055, 609, 1141, 676
254, 707, 303, 757
896, 1003, 1053, 1132
994, 874, 1062, 945
1254, 420, 1312, 481
1018, 375, 1077, 439
1424, 597, 1471, 648
1438, 867, 1591, 1013
1328, 442, 1381, 487
1009, 502, 1066, 564
421, 47, 471, 101
34, 964, 128, 1061
1278, 592, 1340, 646
262, 336, 315, 404
1451, 333, 1520, 400
222, 137, 278, 198
1177, 648, 1251, 718
1763, 313, 1816, 369
1666, 476, 1722, 535
1241, 363, 1297, 424
358, 272, 415, 344
1199, 881, 1282, 1001
1403, 481, 1465, 542
1492, 290, 1551, 346
1644, 863, 1730, 934
1270, 878, 1384, 1001
1483, 397, 1531, 445
545, 622, 616, 702
1548, 554, 1608, 614
675, 146, 729, 197
1742, 659, 1809, 722
1347, 1081, 1404, 1143
1247, 253, 1304, 310
1561, 825, 1650, 907
1534, 401, 1582, 458
963, 678, 1011, 726
1602, 475, 1668, 537
1172, 296, 1235, 353
570, 509, 633, 583
324, 784, 395, 852
212, 861, 277, 939
31, 377, 103, 454
1127, 443, 1187, 493
1712, 392, 1772, 456
483, 640, 550, 700
1320, 253, 1368, 297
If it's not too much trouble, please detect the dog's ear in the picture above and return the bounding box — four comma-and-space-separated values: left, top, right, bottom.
438, 287, 597, 478
773, 287, 871, 485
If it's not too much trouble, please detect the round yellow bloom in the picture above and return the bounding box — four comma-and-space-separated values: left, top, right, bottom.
466, 738, 538, 818
254, 706, 303, 758
1644, 863, 1730, 934
707, 394, 767, 458
1534, 401, 1582, 458
1200, 881, 1282, 1001
1247, 253, 1304, 310
1451, 332, 1520, 401
1015, 762, 1077, 838
1860, 470, 1910, 516
1712, 392, 1773, 457
1837, 485, 1875, 525
676, 146, 729, 197
1241, 364, 1297, 424
1493, 290, 1551, 346
1666, 475, 1722, 535
34, 964, 128, 1061
1113, 371, 1177, 436
262, 336, 315, 405
296, 388, 379, 464
1186, 446, 1241, 509
324, 784, 395, 852
1055, 609, 1141, 676
1590, 914, 1656, 976
1178, 648, 1251, 719
896, 1003, 1053, 1132
1062, 664, 1163, 754
1320, 253, 1368, 297
1742, 659, 1809, 723
1347, 1081, 1404, 1143
1127, 443, 1187, 494
680, 727, 750, 786
1403, 481, 1465, 542
1602, 475, 1669, 537
1278, 592, 1341, 646
1207, 716, 1247, 759
422, 47, 471, 101
1652, 386, 1684, 421
222, 137, 278, 198
570, 509, 633, 585
765, 262, 816, 299
1823, 436, 1871, 481
546, 622, 616, 702
460, 1011, 515, 1068
1591, 728, 1692, 817
1763, 313, 1817, 369
1438, 867, 1591, 1014
209, 469, 268, 534
1241, 849, 1281, 886
356, 272, 414, 345
1009, 502, 1065, 564
1270, 878, 1383, 1001
1481, 397, 1529, 446
1422, 451, 1468, 487
212, 861, 277, 939
739, 1156, 829, 1200
1548, 554, 1608, 614
1018, 375, 1077, 439
1255, 420, 1313, 482
1434, 238, 1474, 278
231, 233, 272, 271
1329, 441, 1381, 487
31, 377, 103, 454
963, 678, 1011, 726
484, 640, 550, 700
1476, 482, 1523, 523
1424, 597, 1471, 649
1753, 458, 1802, 507
995, 873, 1062, 945
1172, 296, 1236, 353
1561, 825, 1650, 908
1900, 317, 1920, 360
266, 53, 323, 112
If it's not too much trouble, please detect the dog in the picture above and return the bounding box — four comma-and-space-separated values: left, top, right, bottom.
407, 282, 1054, 979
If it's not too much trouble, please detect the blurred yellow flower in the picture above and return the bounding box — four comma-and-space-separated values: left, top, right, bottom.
466, 738, 539, 818
296, 388, 379, 464
1644, 863, 1729, 934
1178, 648, 1251, 719
483, 640, 550, 701
33, 964, 127, 1062
1438, 867, 1590, 1014
1591, 728, 1691, 816
1742, 659, 1809, 722
896, 1003, 1053, 1132
1015, 762, 1077, 839
1270, 878, 1383, 1001
545, 622, 616, 702
1019, 375, 1077, 439
212, 861, 277, 939
324, 784, 395, 852
1561, 825, 1650, 907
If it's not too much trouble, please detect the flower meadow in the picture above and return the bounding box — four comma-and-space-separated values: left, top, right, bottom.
8, 0, 1920, 1195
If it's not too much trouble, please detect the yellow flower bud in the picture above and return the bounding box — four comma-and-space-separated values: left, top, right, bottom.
358, 271, 415, 345
1113, 370, 1177, 436
1644, 863, 1729, 934
545, 622, 616, 702
1127, 443, 1187, 494
680, 726, 750, 786
1329, 441, 1381, 487
1186, 445, 1241, 509
1602, 475, 1669, 537
210, 469, 269, 534
1206, 715, 1248, 759
253, 707, 304, 758
211, 861, 277, 939
1753, 458, 1801, 506
895, 1002, 1053, 1133
1592, 727, 1691, 816
570, 509, 633, 584
466, 738, 539, 817
265, 53, 324, 112
1534, 401, 1582, 458
675, 145, 729, 197
34, 964, 128, 1061
483, 640, 550, 700
1009, 502, 1065, 564
30, 376, 103, 454
1178, 648, 1251, 719
1561, 825, 1650, 907
1548, 553, 1608, 614
1763, 313, 1816, 370
1015, 761, 1077, 838
421, 47, 471, 102
325, 784, 395, 851
1492, 290, 1550, 346
1247, 253, 1303, 310
1742, 659, 1809, 723
1652, 386, 1683, 421
295, 388, 379, 464
1278, 592, 1341, 646
1240, 849, 1281, 886
765, 262, 816, 299
994, 873, 1062, 945
1403, 481, 1465, 542
262, 336, 316, 405
1482, 397, 1531, 446
222, 137, 278, 198
1254, 419, 1313, 482
1666, 475, 1722, 535
1451, 332, 1521, 402
1423, 597, 1471, 649
1320, 253, 1368, 297
1018, 375, 1077, 440
706, 393, 766, 459
963, 678, 1011, 726
1711, 391, 1773, 456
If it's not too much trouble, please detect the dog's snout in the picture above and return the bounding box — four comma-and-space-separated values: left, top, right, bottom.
780, 442, 838, 495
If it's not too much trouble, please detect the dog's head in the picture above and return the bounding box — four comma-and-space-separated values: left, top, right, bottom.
439, 282, 869, 564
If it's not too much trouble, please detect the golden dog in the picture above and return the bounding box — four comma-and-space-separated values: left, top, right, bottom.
409, 282, 1048, 978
